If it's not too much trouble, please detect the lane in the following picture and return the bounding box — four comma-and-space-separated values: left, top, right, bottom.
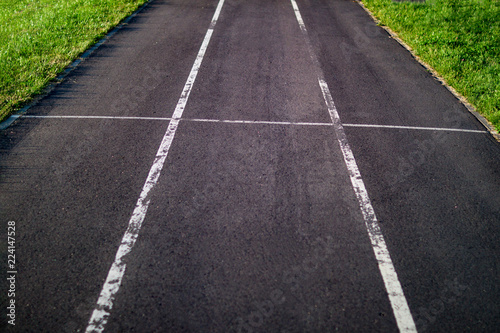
184, 0, 331, 124
0, 0, 219, 331
296, 0, 500, 332
104, 123, 399, 332
104, 0, 404, 331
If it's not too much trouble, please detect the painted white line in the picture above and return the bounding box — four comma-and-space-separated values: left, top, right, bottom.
19, 115, 487, 134
22, 115, 174, 121
84, 0, 226, 332
343, 123, 487, 133
20, 115, 331, 126
290, 0, 417, 332
183, 118, 332, 126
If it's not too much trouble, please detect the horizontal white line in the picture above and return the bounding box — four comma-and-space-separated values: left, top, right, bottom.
183, 118, 333, 126
22, 115, 172, 121
20, 115, 488, 133
21, 115, 333, 126
343, 123, 487, 133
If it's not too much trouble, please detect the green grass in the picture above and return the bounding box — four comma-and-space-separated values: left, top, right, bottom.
361, 0, 500, 132
0, 0, 148, 122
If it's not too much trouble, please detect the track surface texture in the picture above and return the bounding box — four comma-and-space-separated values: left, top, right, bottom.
1, 0, 499, 332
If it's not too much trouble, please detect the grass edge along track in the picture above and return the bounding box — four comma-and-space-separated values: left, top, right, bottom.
360, 0, 500, 133
0, 0, 149, 123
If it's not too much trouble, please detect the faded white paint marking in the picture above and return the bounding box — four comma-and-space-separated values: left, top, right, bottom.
22, 115, 174, 121
19, 115, 486, 134
183, 118, 332, 126
343, 123, 487, 133
84, 0, 226, 332
290, 0, 417, 332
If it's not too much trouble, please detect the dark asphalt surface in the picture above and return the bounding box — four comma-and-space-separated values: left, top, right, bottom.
1, 0, 499, 332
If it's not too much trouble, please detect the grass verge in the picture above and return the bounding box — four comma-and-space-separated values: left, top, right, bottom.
0, 0, 148, 123
360, 0, 500, 132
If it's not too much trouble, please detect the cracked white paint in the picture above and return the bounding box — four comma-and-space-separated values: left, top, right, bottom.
85, 1, 226, 332
290, 0, 417, 332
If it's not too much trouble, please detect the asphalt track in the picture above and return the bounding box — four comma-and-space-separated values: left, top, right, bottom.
1, 0, 499, 332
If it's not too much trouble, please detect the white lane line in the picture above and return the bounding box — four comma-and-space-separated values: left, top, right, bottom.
20, 115, 331, 126
343, 123, 487, 133
84, 0, 225, 332
290, 0, 417, 332
19, 115, 488, 133
183, 118, 332, 126
22, 115, 174, 121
